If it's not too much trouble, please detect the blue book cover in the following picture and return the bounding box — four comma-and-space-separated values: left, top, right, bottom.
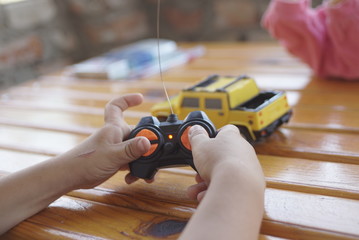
66, 39, 205, 80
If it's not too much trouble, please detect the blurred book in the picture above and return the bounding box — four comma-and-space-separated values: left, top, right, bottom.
66, 39, 205, 80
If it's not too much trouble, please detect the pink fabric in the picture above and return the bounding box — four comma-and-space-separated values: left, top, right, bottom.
262, 0, 359, 80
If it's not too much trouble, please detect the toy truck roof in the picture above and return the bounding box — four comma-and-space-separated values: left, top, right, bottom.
184, 75, 260, 108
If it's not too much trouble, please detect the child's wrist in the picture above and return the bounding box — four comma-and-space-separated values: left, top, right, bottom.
50, 146, 92, 192
49, 155, 82, 192
211, 160, 265, 193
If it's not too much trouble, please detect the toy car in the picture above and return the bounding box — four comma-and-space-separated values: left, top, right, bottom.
151, 74, 292, 143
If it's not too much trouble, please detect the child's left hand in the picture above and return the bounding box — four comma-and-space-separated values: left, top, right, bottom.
61, 93, 151, 190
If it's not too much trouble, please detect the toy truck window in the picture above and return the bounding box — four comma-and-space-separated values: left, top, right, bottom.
182, 97, 199, 108
205, 98, 222, 109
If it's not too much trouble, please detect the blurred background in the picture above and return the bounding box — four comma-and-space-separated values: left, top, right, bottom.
0, 0, 322, 88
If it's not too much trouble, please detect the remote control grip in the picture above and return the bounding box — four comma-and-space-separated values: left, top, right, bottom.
130, 161, 158, 179
185, 111, 208, 121
137, 116, 160, 126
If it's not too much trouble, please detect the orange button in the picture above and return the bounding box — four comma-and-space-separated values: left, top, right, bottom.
143, 144, 158, 157
135, 129, 159, 157
135, 129, 158, 141
180, 126, 192, 151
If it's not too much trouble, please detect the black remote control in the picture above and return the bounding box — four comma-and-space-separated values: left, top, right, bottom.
128, 111, 216, 179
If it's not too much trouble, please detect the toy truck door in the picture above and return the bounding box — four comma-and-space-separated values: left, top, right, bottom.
203, 97, 228, 128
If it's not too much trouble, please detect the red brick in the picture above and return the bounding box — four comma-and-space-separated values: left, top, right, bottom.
84, 12, 148, 45
0, 35, 43, 70
214, 0, 258, 28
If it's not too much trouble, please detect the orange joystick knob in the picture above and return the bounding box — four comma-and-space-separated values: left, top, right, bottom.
135, 129, 159, 157
180, 126, 192, 151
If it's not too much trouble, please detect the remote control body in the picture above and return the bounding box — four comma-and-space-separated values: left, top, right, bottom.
128, 111, 216, 179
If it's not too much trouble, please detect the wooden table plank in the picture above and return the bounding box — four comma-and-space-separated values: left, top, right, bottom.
4, 156, 359, 238
286, 107, 359, 133
1, 215, 282, 240
2, 88, 359, 136
11, 196, 187, 240
3, 146, 359, 202
0, 125, 86, 156
0, 150, 48, 173
3, 123, 358, 166
3, 168, 357, 239
2, 91, 359, 132
255, 128, 359, 164
5, 84, 359, 110
260, 155, 359, 200
69, 173, 359, 238
3, 99, 359, 134
96, 175, 359, 238
0, 221, 111, 240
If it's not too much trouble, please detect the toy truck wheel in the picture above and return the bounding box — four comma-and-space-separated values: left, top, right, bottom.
236, 126, 254, 144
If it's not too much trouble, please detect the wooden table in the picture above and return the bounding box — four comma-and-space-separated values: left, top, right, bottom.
1, 42, 359, 239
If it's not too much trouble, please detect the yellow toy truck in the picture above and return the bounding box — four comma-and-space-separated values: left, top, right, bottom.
151, 75, 292, 143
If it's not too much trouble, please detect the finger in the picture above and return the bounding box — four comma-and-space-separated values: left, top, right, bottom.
187, 182, 208, 200
197, 190, 207, 202
216, 124, 240, 138
195, 174, 204, 183
125, 172, 139, 184
125, 171, 154, 184
116, 137, 151, 163
145, 178, 155, 184
119, 165, 130, 171
188, 125, 209, 150
105, 93, 144, 125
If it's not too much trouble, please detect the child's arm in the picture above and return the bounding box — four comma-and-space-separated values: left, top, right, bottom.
0, 94, 150, 234
262, 0, 326, 73
179, 125, 265, 240
263, 0, 359, 80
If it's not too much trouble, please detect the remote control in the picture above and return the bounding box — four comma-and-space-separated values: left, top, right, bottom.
128, 111, 216, 179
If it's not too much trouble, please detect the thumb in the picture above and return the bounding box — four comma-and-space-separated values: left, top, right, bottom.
188, 125, 209, 150
116, 137, 151, 163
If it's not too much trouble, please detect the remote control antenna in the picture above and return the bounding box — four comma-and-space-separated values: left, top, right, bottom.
157, 0, 174, 115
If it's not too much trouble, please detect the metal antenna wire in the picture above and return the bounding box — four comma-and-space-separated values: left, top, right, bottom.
157, 0, 174, 114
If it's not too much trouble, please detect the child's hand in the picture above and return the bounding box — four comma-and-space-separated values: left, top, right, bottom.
180, 125, 265, 239
0, 93, 153, 234
186, 124, 265, 201
62, 93, 151, 190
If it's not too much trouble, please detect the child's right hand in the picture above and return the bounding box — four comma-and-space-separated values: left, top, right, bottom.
187, 124, 265, 201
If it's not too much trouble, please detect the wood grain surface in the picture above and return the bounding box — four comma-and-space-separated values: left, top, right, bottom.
1, 42, 359, 239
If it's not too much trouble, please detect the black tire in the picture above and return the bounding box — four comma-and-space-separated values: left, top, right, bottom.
236, 126, 254, 144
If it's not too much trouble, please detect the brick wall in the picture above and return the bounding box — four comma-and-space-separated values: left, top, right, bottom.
0, 0, 79, 88
142, 0, 322, 41
142, 0, 270, 41
62, 0, 149, 57
0, 0, 323, 88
